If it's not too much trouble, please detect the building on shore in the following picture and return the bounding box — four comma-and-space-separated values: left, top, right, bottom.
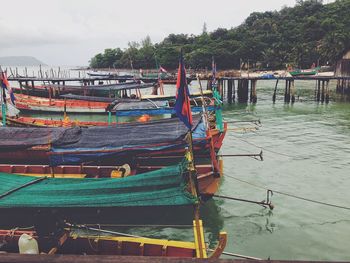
335, 50, 350, 77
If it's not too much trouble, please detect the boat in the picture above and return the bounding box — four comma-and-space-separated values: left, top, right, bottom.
14, 94, 110, 114
0, 116, 226, 197
0, 116, 223, 164
0, 154, 226, 258
87, 70, 119, 77
0, 222, 227, 258
6, 115, 112, 127
141, 90, 213, 101
0, 159, 198, 209
109, 100, 217, 118
13, 81, 155, 98
288, 67, 320, 77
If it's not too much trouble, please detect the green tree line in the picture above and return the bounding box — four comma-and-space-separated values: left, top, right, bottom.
89, 0, 350, 70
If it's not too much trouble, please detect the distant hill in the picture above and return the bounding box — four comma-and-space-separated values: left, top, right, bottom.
0, 56, 46, 66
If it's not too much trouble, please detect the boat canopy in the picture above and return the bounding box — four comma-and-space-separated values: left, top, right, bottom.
50, 116, 204, 166
0, 159, 198, 208
0, 116, 205, 166
113, 105, 217, 117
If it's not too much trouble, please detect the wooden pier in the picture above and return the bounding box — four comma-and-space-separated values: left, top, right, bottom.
7, 75, 350, 104
218, 76, 350, 104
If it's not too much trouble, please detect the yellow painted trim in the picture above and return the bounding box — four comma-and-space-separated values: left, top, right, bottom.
70, 233, 196, 249
14, 173, 87, 178
193, 220, 208, 258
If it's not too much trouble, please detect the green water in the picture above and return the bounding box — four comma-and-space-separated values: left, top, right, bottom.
6, 74, 350, 260
216, 80, 350, 260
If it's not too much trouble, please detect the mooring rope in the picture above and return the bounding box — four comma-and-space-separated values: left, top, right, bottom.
84, 223, 193, 228
225, 174, 350, 211
231, 135, 302, 159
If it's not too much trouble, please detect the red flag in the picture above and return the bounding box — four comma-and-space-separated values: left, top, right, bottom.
174, 52, 192, 129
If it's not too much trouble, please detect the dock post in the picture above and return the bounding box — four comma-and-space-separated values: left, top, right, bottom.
223, 79, 226, 101
251, 79, 257, 103
232, 79, 236, 102
19, 81, 23, 94
325, 80, 330, 104
284, 80, 288, 103
227, 79, 233, 104
287, 80, 291, 103
207, 79, 212, 90
272, 79, 279, 103
249, 80, 253, 103
291, 80, 295, 104
336, 79, 340, 93
316, 80, 321, 102
321, 80, 325, 103
238, 79, 249, 103
237, 80, 241, 102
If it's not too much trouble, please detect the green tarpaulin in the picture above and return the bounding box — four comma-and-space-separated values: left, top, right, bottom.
0, 161, 197, 208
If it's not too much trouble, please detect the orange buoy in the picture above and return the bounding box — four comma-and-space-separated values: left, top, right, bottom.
138, 114, 151, 122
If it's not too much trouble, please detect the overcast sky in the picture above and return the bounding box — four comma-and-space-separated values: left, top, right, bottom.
0, 0, 320, 66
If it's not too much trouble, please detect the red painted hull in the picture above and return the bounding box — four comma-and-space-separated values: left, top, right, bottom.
0, 229, 196, 257
14, 94, 109, 113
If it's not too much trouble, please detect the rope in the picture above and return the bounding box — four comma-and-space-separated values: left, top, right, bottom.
84, 224, 193, 228
225, 174, 350, 211
231, 136, 302, 159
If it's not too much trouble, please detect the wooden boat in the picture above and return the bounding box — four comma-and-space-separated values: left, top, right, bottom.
289, 67, 319, 77
0, 222, 227, 258
0, 124, 225, 196
6, 116, 112, 128
0, 160, 199, 210
0, 117, 227, 197
0, 117, 226, 164
141, 90, 213, 101
13, 81, 155, 98
14, 94, 109, 113
0, 153, 222, 197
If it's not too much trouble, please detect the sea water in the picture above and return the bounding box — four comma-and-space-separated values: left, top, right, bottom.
2, 66, 350, 260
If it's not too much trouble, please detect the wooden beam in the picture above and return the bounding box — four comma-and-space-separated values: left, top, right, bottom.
0, 254, 347, 263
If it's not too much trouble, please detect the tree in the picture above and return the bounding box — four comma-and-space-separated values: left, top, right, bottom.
202, 22, 208, 34
90, 0, 350, 70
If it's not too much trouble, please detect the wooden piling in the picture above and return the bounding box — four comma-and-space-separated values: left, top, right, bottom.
227, 80, 233, 104
250, 80, 257, 103
291, 80, 295, 104
237, 79, 249, 103
272, 79, 279, 103
325, 80, 330, 104
321, 80, 325, 103
249, 80, 253, 103
316, 80, 321, 102
284, 80, 291, 103
19, 81, 23, 94
232, 79, 236, 102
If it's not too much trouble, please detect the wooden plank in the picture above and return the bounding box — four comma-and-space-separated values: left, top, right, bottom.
0, 254, 347, 263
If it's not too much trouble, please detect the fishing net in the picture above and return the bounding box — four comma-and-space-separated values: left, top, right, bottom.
0, 160, 197, 208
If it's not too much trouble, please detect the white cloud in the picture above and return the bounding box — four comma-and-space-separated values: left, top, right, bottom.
0, 0, 296, 65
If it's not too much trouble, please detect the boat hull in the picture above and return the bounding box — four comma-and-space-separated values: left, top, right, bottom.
14, 94, 109, 114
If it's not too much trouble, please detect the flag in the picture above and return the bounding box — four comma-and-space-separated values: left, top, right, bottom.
0, 72, 15, 104
159, 66, 167, 73
174, 51, 192, 129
